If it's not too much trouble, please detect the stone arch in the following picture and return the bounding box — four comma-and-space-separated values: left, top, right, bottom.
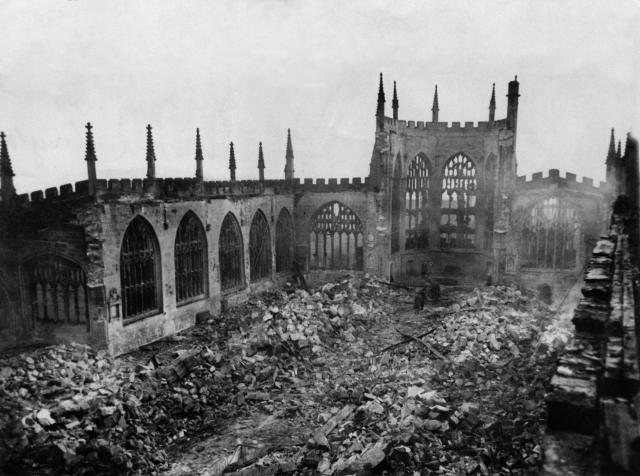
520, 197, 582, 269
174, 210, 208, 304
120, 215, 162, 321
440, 152, 478, 249
309, 201, 364, 270
275, 207, 294, 273
249, 209, 272, 282
22, 254, 90, 327
405, 152, 432, 250
219, 212, 245, 291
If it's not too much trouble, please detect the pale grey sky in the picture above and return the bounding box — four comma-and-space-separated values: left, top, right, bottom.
1, 0, 639, 193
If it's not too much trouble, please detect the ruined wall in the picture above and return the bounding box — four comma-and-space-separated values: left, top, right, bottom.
546, 208, 639, 473
99, 189, 292, 355
292, 178, 377, 275
512, 170, 607, 303
0, 179, 295, 354
372, 118, 516, 283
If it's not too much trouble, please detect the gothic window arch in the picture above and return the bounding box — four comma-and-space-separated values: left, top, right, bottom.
309, 201, 364, 270
520, 198, 580, 269
275, 208, 294, 272
120, 216, 162, 321
175, 211, 208, 304
219, 212, 245, 291
440, 153, 477, 249
249, 210, 272, 281
24, 255, 89, 327
405, 153, 430, 250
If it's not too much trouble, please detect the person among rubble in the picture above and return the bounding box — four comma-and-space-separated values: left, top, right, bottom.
413, 286, 427, 311
291, 259, 308, 291
426, 278, 441, 301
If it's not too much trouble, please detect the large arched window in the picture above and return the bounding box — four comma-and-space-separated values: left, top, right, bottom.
521, 198, 580, 269
120, 217, 162, 321
219, 212, 245, 291
249, 210, 272, 281
24, 255, 89, 327
276, 208, 294, 272
175, 211, 208, 304
405, 154, 430, 250
440, 153, 477, 249
309, 201, 364, 270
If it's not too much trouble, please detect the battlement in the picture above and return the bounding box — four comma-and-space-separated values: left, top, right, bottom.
516, 169, 608, 192
383, 116, 508, 132
11, 177, 295, 207
7, 175, 369, 209
298, 177, 368, 191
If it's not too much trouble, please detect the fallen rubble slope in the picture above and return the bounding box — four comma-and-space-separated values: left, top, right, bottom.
0, 277, 561, 475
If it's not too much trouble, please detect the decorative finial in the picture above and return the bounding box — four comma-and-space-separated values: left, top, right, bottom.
431, 85, 439, 122
617, 140, 622, 159
376, 73, 386, 125
195, 128, 204, 180
0, 131, 14, 178
0, 131, 16, 200
392, 81, 399, 121
489, 83, 496, 122
286, 129, 294, 159
146, 124, 156, 179
284, 129, 295, 181
258, 142, 265, 182
229, 141, 236, 181
607, 128, 616, 161
84, 122, 97, 162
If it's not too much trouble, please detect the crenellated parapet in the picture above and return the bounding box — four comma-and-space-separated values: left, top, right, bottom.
516, 169, 607, 192
8, 175, 370, 210
382, 116, 508, 132
10, 177, 297, 207
296, 177, 368, 192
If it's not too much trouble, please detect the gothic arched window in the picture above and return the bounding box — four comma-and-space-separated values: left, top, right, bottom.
440, 153, 477, 249
249, 210, 272, 281
309, 201, 364, 270
120, 216, 162, 321
521, 198, 579, 269
175, 211, 208, 304
219, 212, 245, 291
25, 255, 89, 327
405, 154, 430, 250
275, 208, 294, 272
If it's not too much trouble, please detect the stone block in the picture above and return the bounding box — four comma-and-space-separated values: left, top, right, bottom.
547, 374, 597, 434
601, 397, 640, 472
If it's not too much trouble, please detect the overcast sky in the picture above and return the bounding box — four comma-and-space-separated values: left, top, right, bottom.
1, 0, 639, 193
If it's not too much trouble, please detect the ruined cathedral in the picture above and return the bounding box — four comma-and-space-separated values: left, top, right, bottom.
0, 75, 634, 354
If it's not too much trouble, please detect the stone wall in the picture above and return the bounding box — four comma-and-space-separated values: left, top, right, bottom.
511, 169, 607, 301
292, 189, 379, 273
546, 203, 639, 473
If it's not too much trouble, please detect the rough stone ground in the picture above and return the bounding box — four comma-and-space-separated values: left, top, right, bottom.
0, 276, 570, 475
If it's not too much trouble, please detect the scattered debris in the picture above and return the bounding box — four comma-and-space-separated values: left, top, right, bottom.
0, 276, 560, 475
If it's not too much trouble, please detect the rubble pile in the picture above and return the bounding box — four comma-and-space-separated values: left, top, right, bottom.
0, 278, 561, 475
230, 279, 393, 358
298, 286, 558, 475
0, 344, 163, 474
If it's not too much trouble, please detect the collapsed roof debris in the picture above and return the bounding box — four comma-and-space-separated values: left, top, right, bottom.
1, 276, 563, 475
